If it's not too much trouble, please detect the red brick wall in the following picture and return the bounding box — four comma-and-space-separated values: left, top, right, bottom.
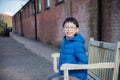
15, 13, 21, 35
110, 0, 120, 42
21, 2, 36, 39
102, 0, 112, 42
71, 0, 91, 47
36, 0, 91, 47
102, 0, 120, 42
12, 0, 120, 47
36, 0, 67, 46
12, 0, 92, 47
22, 15, 35, 39
88, 0, 98, 39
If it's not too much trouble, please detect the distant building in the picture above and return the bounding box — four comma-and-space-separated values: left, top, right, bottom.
12, 0, 120, 47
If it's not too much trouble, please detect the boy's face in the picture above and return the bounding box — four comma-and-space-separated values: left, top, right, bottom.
63, 22, 79, 38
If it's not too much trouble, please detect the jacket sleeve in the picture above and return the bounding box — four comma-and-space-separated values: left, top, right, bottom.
74, 43, 88, 64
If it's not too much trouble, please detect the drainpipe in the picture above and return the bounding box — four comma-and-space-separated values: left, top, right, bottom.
66, 0, 72, 17
97, 0, 102, 41
33, 0, 38, 40
69, 0, 72, 16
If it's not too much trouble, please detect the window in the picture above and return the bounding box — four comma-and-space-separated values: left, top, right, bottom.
57, 0, 63, 2
38, 0, 41, 12
56, 0, 64, 5
45, 0, 50, 9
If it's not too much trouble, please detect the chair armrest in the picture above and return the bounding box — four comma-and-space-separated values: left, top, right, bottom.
51, 53, 60, 72
51, 53, 60, 58
60, 62, 115, 80
61, 62, 115, 70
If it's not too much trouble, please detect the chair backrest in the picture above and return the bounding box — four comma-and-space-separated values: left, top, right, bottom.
87, 38, 120, 80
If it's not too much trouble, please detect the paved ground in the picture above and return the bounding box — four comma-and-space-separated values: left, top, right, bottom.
0, 33, 59, 80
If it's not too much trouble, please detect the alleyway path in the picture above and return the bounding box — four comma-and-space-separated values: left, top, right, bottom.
0, 32, 59, 80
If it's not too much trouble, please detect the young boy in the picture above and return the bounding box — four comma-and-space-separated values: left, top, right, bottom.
48, 17, 88, 80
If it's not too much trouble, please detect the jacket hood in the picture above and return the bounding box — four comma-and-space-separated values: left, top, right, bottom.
64, 33, 85, 44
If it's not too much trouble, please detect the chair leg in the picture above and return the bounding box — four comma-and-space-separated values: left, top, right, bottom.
64, 70, 69, 80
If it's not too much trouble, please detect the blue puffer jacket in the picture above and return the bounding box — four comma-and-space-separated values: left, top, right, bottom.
58, 33, 88, 80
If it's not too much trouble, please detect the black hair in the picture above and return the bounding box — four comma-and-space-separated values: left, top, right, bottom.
63, 17, 79, 28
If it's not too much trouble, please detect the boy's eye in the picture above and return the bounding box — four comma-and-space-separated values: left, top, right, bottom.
64, 26, 76, 30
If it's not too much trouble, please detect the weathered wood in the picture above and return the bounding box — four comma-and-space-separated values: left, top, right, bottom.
51, 38, 120, 80
51, 53, 60, 72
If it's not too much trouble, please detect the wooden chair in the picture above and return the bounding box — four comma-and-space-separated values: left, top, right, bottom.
51, 38, 120, 80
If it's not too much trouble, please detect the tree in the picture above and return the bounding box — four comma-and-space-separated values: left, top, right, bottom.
0, 17, 6, 35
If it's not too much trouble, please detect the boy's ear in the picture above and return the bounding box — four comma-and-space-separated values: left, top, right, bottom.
76, 28, 79, 32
